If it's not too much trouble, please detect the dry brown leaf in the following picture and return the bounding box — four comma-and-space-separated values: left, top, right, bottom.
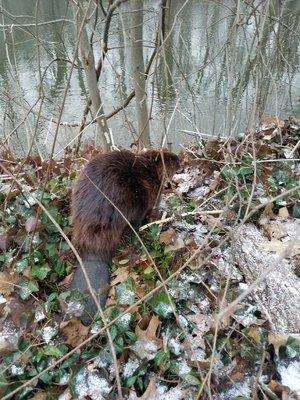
247, 326, 261, 344
58, 271, 74, 288
166, 237, 185, 252
159, 228, 177, 245
268, 332, 289, 356
262, 221, 286, 240
229, 358, 250, 382
136, 315, 161, 343
110, 266, 130, 286
209, 171, 220, 191
9, 298, 36, 329
30, 393, 48, 400
0, 271, 18, 296
261, 114, 285, 128
60, 319, 89, 347
129, 378, 188, 400
260, 203, 275, 222
219, 301, 243, 327
278, 207, 289, 219
0, 184, 20, 200
268, 380, 291, 398
185, 314, 212, 350
202, 214, 223, 229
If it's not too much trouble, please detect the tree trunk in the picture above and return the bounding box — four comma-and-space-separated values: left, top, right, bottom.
76, 5, 111, 151
130, 0, 151, 149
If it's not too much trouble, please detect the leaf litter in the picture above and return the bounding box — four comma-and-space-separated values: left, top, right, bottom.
0, 117, 300, 398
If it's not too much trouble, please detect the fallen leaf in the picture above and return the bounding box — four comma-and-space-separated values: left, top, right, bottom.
209, 171, 220, 191
0, 184, 20, 200
0, 271, 18, 296
268, 380, 291, 397
160, 229, 177, 245
262, 221, 287, 240
268, 332, 289, 356
261, 114, 285, 128
58, 272, 74, 288
202, 215, 223, 229
0, 235, 11, 252
219, 301, 243, 327
110, 266, 130, 286
9, 297, 36, 329
247, 326, 261, 344
60, 319, 89, 347
129, 378, 188, 400
30, 393, 48, 400
185, 314, 212, 350
278, 207, 289, 219
260, 203, 275, 222
136, 315, 161, 343
166, 237, 185, 252
25, 216, 39, 233
229, 357, 250, 382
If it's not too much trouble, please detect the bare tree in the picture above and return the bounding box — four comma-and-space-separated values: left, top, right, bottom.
129, 0, 150, 149
75, 2, 111, 151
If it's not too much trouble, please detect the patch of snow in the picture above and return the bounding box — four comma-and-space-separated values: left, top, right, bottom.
0, 321, 20, 352
39, 326, 58, 344
233, 304, 259, 327
278, 359, 300, 395
118, 313, 131, 325
178, 359, 191, 375
94, 350, 112, 368
156, 384, 187, 400
168, 338, 182, 355
10, 364, 24, 375
117, 287, 135, 305
123, 357, 139, 377
132, 340, 158, 360
169, 281, 195, 301
74, 368, 111, 400
178, 315, 188, 328
189, 185, 210, 199
35, 305, 46, 322
218, 380, 251, 400
189, 347, 206, 361
66, 299, 85, 317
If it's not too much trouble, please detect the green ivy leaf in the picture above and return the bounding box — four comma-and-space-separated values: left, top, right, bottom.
30, 263, 50, 280
125, 375, 136, 387
119, 259, 129, 265
43, 345, 63, 358
115, 313, 133, 332
116, 278, 135, 305
148, 292, 172, 317
182, 373, 201, 386
237, 166, 253, 177
19, 278, 39, 300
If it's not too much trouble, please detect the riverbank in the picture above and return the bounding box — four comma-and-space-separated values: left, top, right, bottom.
0, 118, 299, 399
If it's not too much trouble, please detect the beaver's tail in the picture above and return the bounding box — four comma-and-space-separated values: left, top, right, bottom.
70, 252, 110, 325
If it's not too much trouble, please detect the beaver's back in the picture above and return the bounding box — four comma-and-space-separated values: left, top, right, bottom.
71, 150, 161, 255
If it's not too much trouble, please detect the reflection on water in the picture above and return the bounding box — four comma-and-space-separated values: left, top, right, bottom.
0, 0, 299, 156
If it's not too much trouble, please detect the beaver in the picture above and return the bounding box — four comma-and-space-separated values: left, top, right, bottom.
70, 149, 180, 324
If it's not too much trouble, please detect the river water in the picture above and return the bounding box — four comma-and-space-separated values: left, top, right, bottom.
0, 0, 299, 156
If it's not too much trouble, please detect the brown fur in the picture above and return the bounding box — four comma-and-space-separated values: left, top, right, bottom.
70, 149, 180, 323
71, 149, 180, 258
